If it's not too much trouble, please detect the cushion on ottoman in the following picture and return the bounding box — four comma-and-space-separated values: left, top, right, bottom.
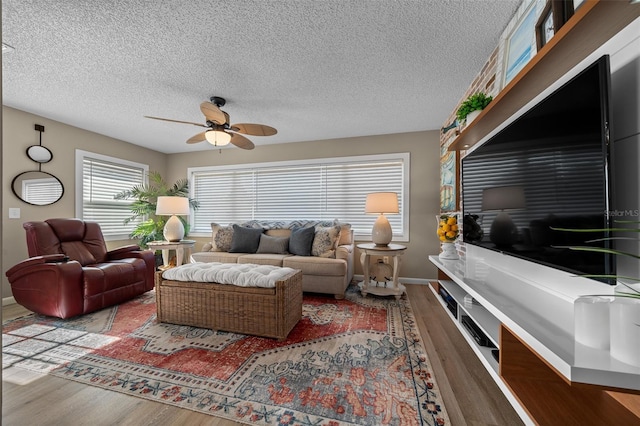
161, 262, 297, 288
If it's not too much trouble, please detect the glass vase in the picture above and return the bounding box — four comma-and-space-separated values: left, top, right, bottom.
574, 296, 611, 350
610, 284, 640, 367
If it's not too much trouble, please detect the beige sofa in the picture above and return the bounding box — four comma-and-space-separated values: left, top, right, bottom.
191, 220, 354, 299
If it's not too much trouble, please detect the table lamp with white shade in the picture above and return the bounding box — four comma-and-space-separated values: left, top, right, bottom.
365, 192, 399, 246
155, 196, 190, 242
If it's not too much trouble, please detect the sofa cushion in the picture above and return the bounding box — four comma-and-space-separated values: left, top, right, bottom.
336, 223, 353, 246
229, 225, 264, 253
312, 225, 341, 258
191, 251, 246, 263
209, 223, 234, 252
237, 254, 291, 266
283, 256, 347, 276
289, 226, 315, 256
256, 234, 289, 254
265, 228, 292, 238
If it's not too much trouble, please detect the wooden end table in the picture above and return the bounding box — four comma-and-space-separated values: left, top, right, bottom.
357, 243, 407, 299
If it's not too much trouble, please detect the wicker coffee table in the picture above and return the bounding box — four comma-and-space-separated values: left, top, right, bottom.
155, 266, 302, 340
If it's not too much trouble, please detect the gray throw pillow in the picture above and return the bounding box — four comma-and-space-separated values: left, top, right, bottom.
256, 234, 289, 254
289, 226, 315, 256
229, 225, 264, 253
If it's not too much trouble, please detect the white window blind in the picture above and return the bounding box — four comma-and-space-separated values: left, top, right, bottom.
189, 153, 409, 239
75, 150, 148, 239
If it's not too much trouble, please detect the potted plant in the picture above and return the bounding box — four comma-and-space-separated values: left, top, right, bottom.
456, 92, 493, 125
114, 171, 199, 248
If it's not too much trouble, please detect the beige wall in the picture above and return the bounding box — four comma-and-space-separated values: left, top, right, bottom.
167, 131, 442, 280
2, 108, 442, 299
2, 106, 167, 298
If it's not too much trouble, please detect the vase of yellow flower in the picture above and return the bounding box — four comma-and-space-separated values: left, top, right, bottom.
437, 213, 460, 260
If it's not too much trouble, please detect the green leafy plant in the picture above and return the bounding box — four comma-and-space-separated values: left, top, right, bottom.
552, 220, 640, 299
456, 92, 493, 122
114, 171, 199, 248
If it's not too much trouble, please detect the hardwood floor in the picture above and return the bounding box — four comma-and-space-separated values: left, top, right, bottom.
2, 284, 523, 425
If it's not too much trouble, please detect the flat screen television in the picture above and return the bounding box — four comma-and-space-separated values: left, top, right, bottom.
461, 55, 615, 283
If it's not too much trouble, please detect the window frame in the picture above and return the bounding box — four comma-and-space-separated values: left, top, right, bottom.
75, 150, 149, 241
188, 152, 410, 241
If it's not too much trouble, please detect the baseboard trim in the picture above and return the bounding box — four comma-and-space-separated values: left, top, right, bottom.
3, 296, 17, 306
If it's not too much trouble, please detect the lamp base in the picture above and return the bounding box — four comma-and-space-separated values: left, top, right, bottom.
163, 215, 185, 242
372, 214, 392, 246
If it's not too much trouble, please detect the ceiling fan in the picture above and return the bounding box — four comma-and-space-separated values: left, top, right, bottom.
144, 96, 277, 150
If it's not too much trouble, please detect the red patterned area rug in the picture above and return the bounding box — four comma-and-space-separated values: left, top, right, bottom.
3, 285, 449, 426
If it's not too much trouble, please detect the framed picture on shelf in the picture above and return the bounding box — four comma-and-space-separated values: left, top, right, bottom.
439, 143, 459, 212
535, 0, 570, 50
501, 0, 538, 87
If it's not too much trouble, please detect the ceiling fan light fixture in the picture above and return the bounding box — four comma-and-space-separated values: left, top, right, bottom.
205, 129, 231, 146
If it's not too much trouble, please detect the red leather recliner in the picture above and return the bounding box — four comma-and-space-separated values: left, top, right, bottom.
6, 218, 155, 319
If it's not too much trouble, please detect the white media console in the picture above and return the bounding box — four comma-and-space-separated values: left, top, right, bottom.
429, 250, 640, 425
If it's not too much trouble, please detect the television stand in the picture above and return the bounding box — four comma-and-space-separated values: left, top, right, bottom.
429, 255, 640, 425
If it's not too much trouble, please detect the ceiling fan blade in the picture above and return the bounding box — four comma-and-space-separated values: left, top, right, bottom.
144, 115, 206, 127
187, 131, 207, 144
200, 102, 227, 125
230, 123, 277, 136
229, 133, 255, 150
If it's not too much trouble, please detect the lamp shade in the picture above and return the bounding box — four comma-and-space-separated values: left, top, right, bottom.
481, 186, 525, 211
365, 192, 399, 214
156, 196, 190, 216
205, 130, 231, 146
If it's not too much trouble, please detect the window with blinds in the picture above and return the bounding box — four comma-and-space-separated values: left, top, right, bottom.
75, 150, 148, 240
189, 153, 409, 239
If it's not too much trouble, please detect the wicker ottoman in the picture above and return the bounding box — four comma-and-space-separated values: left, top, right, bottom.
155, 265, 302, 340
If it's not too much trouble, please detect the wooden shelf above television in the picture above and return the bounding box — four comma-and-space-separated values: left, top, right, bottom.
448, 0, 640, 152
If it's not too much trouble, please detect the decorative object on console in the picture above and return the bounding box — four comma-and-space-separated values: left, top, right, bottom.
365, 192, 399, 246
114, 171, 199, 248
463, 213, 484, 242
437, 213, 460, 260
574, 295, 612, 350
558, 220, 640, 367
11, 124, 64, 206
456, 92, 493, 126
156, 196, 190, 242
482, 186, 526, 247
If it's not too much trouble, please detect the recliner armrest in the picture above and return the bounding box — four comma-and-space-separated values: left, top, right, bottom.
6, 257, 85, 318
107, 244, 145, 257
6, 254, 68, 276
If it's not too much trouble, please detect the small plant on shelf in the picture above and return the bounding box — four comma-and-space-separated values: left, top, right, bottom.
456, 92, 493, 122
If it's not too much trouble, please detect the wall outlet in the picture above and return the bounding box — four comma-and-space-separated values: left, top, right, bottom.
383, 256, 389, 264
8, 208, 20, 219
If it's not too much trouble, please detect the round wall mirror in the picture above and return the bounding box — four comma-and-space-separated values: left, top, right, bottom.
26, 145, 53, 163
11, 171, 64, 206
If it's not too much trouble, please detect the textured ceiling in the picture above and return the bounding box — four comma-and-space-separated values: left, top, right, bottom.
2, 0, 520, 154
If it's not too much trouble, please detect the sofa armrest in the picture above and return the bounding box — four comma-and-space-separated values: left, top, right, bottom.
335, 244, 353, 261
6, 256, 85, 318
